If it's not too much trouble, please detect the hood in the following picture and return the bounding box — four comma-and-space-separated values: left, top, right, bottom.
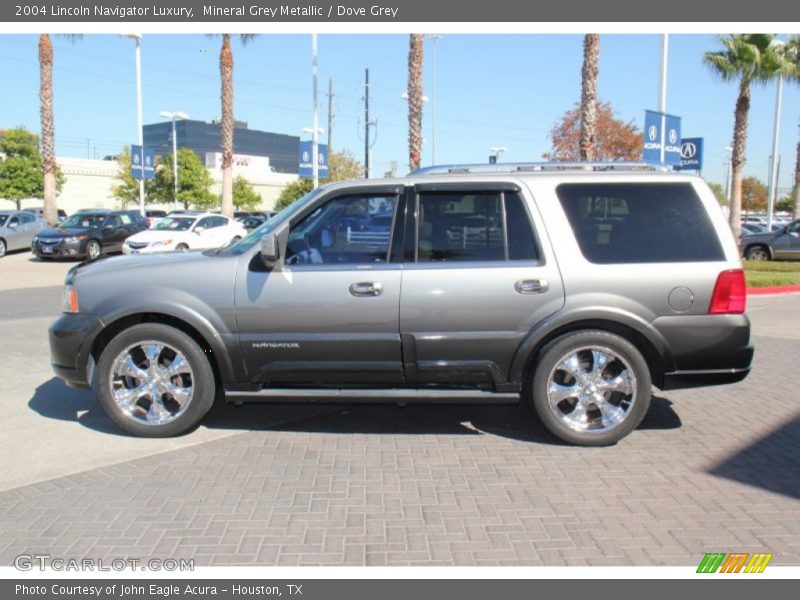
126, 229, 187, 243
740, 231, 780, 243
38, 226, 95, 238
69, 249, 220, 281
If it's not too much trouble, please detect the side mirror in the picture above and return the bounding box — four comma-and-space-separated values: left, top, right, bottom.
8, 221, 18, 228
260, 232, 280, 267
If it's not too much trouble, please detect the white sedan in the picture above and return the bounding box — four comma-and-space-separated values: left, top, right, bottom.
122, 213, 246, 255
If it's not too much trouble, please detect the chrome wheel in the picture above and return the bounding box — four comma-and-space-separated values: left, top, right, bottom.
546, 345, 637, 434
87, 240, 101, 260
746, 246, 769, 261
109, 341, 195, 426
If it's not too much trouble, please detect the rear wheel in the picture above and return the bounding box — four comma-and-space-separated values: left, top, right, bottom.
96, 323, 216, 437
745, 245, 770, 261
175, 243, 189, 251
528, 330, 651, 446
0, 238, 6, 258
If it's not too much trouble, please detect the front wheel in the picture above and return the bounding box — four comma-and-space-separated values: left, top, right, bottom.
86, 239, 102, 260
96, 323, 216, 437
528, 330, 652, 446
0, 238, 6, 258
175, 243, 189, 252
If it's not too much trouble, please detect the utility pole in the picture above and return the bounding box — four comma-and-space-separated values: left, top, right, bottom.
327, 77, 334, 154
311, 33, 319, 189
658, 33, 668, 165
364, 68, 370, 178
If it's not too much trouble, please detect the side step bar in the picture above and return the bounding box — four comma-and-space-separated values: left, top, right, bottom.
225, 388, 521, 404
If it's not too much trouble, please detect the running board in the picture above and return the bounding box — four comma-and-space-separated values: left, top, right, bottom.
224, 388, 521, 404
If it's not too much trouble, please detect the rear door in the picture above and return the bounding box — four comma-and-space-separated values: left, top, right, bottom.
399, 182, 565, 387
771, 220, 800, 259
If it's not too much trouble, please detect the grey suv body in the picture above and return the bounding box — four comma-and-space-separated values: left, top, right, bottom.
49, 165, 753, 445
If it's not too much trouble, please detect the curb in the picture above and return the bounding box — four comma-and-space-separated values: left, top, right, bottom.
747, 285, 800, 296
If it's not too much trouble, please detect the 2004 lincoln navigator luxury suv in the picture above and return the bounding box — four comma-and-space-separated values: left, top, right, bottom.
49, 163, 753, 446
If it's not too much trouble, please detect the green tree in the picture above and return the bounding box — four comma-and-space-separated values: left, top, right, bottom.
232, 175, 261, 211
112, 145, 157, 207
0, 127, 64, 210
705, 181, 728, 205
274, 149, 365, 210
704, 34, 797, 238
775, 192, 795, 213
151, 148, 215, 210
741, 176, 768, 213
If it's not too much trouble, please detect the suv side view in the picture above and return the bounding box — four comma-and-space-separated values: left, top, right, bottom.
49, 163, 753, 446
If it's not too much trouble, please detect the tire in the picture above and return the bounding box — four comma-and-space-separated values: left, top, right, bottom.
745, 245, 770, 261
95, 323, 216, 437
86, 239, 102, 260
528, 330, 652, 446
175, 243, 189, 251
0, 238, 6, 258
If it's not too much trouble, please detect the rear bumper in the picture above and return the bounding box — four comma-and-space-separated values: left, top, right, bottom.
49, 313, 105, 389
653, 313, 754, 391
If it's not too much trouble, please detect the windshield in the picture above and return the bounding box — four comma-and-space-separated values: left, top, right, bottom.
60, 214, 106, 229
0, 215, 8, 227
152, 217, 196, 231
219, 187, 327, 256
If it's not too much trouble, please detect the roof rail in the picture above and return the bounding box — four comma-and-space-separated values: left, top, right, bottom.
410, 161, 672, 176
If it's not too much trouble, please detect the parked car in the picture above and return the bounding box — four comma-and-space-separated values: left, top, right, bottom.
0, 210, 47, 257
739, 219, 800, 261
239, 215, 266, 231
23, 207, 67, 222
122, 213, 247, 254
145, 210, 168, 228
234, 211, 251, 220
49, 163, 752, 445
32, 209, 147, 260
251, 211, 275, 220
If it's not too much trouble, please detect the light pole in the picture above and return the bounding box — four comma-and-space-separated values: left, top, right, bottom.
125, 34, 144, 215
766, 39, 786, 231
724, 146, 733, 203
427, 34, 443, 165
490, 146, 507, 163
311, 34, 319, 189
658, 33, 669, 165
159, 111, 189, 211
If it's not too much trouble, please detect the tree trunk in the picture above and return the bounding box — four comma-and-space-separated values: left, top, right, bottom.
39, 34, 58, 226
219, 34, 234, 218
579, 34, 600, 162
407, 34, 424, 172
729, 81, 750, 239
793, 119, 800, 220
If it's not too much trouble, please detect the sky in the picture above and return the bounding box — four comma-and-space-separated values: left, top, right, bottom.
0, 33, 798, 193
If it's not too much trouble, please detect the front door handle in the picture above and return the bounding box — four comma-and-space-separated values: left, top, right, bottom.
515, 279, 548, 294
349, 282, 383, 297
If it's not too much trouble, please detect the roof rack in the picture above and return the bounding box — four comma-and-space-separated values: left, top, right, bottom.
410, 161, 672, 176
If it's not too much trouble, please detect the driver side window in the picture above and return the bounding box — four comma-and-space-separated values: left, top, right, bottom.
286, 194, 397, 266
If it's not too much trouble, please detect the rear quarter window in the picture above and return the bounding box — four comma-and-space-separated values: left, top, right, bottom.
556, 182, 725, 264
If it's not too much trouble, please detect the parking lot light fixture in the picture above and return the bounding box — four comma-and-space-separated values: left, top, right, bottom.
159, 111, 189, 211
490, 146, 507, 163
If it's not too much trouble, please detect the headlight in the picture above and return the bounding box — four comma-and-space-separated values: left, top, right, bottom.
32, 236, 39, 243
151, 239, 173, 247
63, 235, 86, 244
62, 285, 79, 313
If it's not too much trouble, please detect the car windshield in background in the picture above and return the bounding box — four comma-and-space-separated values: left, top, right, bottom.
60, 214, 105, 229
0, 215, 8, 227
153, 217, 196, 231
220, 186, 327, 256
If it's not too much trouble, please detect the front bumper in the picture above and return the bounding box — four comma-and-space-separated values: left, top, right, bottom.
654, 313, 754, 391
32, 239, 87, 259
122, 243, 173, 254
49, 313, 105, 389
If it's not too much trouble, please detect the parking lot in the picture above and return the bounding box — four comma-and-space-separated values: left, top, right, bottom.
0, 249, 798, 566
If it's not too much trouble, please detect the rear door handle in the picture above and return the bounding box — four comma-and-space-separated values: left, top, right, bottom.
349, 282, 383, 297
515, 279, 548, 294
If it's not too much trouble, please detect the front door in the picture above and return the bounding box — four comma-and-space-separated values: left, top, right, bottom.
235, 189, 404, 385
399, 184, 565, 387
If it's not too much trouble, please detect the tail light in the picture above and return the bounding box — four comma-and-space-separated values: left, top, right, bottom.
709, 269, 746, 314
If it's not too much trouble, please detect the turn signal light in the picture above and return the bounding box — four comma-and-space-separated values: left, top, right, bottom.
708, 269, 746, 314
62, 285, 79, 313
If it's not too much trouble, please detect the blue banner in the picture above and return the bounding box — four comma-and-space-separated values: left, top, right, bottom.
130, 144, 155, 180
677, 137, 703, 171
298, 141, 329, 179
642, 110, 682, 167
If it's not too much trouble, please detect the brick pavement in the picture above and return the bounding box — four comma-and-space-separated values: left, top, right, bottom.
0, 302, 798, 566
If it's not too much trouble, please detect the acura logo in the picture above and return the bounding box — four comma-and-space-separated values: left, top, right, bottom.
648, 125, 658, 142
302, 151, 310, 162
681, 142, 697, 159
668, 129, 678, 145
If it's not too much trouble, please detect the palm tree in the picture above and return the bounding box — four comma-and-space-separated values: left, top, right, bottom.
407, 34, 424, 172
579, 34, 600, 161
217, 34, 256, 218
704, 34, 793, 238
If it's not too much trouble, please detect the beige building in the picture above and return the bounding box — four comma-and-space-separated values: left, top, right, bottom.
0, 156, 298, 215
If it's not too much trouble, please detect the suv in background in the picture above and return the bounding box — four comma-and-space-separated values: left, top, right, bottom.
23, 207, 68, 222
739, 219, 800, 261
49, 163, 752, 445
32, 209, 146, 260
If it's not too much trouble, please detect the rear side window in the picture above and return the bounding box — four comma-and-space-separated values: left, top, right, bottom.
556, 182, 724, 264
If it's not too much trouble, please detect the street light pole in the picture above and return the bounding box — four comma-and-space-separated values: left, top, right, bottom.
159, 111, 189, 211
127, 34, 145, 216
311, 34, 319, 189
490, 146, 507, 163
766, 57, 785, 230
427, 34, 442, 165
658, 33, 669, 165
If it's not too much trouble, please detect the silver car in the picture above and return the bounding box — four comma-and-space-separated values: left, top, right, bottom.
0, 210, 46, 258
48, 163, 753, 446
